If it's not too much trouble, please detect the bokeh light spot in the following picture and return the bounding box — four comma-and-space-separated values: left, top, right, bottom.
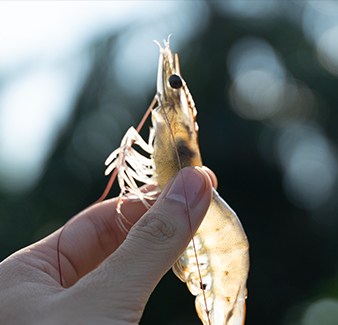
227, 37, 287, 121
303, 298, 338, 325
230, 69, 285, 120
277, 123, 338, 209
316, 25, 338, 76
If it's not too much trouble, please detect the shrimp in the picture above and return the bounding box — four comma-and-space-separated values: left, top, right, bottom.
104, 38, 250, 325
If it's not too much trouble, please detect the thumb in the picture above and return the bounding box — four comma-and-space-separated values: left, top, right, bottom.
121, 166, 213, 286
74, 166, 212, 321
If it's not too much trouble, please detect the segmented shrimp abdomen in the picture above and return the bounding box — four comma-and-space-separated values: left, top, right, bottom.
173, 189, 249, 325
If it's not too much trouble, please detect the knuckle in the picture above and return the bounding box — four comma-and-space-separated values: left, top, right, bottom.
133, 211, 177, 247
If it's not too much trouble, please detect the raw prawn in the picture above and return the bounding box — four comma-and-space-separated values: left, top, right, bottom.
104, 39, 250, 325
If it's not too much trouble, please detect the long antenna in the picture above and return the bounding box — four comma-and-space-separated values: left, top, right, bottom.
156, 93, 211, 325
57, 95, 157, 286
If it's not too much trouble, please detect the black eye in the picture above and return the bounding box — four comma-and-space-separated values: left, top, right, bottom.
168, 74, 183, 89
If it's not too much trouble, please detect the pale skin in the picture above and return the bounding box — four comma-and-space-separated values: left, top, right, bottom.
0, 167, 217, 325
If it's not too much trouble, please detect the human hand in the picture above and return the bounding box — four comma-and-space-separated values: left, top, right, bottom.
0, 167, 213, 325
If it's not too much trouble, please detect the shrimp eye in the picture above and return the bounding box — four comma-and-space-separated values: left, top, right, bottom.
168, 74, 183, 89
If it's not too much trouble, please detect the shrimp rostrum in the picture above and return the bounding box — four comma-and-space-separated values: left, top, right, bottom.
105, 39, 249, 325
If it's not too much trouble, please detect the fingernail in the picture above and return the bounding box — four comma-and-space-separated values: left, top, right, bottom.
166, 167, 207, 208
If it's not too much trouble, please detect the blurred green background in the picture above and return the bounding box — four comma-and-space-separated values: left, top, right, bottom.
1, 1, 338, 324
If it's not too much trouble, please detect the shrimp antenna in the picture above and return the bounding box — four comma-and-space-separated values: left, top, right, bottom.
174, 53, 181, 76
57, 95, 157, 286
156, 92, 211, 325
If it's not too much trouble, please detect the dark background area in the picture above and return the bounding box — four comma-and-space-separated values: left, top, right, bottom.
1, 2, 338, 324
